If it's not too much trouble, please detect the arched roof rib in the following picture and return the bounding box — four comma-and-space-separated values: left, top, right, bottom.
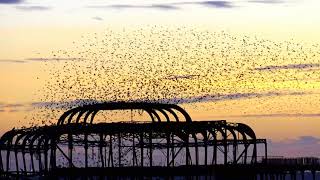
57, 102, 192, 125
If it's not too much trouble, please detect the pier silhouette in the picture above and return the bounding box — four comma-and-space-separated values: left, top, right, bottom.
0, 102, 319, 179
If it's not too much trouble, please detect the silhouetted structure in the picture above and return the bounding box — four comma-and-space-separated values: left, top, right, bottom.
0, 102, 318, 179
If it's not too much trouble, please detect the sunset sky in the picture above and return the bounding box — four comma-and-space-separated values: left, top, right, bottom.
1, 0, 320, 157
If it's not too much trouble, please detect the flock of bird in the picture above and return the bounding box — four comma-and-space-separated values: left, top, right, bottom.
27, 26, 320, 126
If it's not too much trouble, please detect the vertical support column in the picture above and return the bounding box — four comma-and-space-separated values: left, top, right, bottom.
23, 152, 27, 173
108, 135, 114, 167
253, 141, 257, 164
171, 133, 175, 166
213, 133, 217, 165
50, 138, 57, 170
99, 133, 104, 168
0, 148, 3, 172
85, 133, 88, 168
224, 129, 228, 165
301, 170, 305, 180
186, 135, 190, 166
118, 133, 121, 167
6, 142, 11, 172
166, 132, 170, 167
233, 143, 237, 164
104, 135, 107, 167
140, 133, 144, 167
38, 150, 42, 172
15, 151, 19, 175
132, 133, 136, 167
44, 148, 48, 173
204, 133, 208, 166
149, 130, 152, 167
30, 152, 35, 172
264, 141, 268, 162
194, 135, 199, 166
244, 144, 248, 164
68, 133, 73, 168
312, 170, 316, 180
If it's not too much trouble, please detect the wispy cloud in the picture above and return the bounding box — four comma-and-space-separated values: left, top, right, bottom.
88, 4, 178, 11
0, 103, 24, 108
202, 1, 234, 8
0, 103, 26, 113
87, 0, 290, 11
25, 57, 85, 61
0, 0, 22, 4
175, 1, 234, 8
248, 0, 284, 4
270, 136, 320, 157
254, 63, 320, 71
15, 5, 51, 11
87, 1, 235, 11
0, 60, 27, 63
0, 57, 85, 64
92, 16, 103, 21
218, 113, 320, 118
155, 91, 309, 104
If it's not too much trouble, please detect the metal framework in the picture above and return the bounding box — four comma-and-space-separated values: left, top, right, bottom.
0, 102, 267, 177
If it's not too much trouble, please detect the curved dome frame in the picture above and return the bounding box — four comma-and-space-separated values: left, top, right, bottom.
0, 102, 267, 177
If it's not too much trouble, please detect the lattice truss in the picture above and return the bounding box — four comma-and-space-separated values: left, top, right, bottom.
0, 103, 267, 176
